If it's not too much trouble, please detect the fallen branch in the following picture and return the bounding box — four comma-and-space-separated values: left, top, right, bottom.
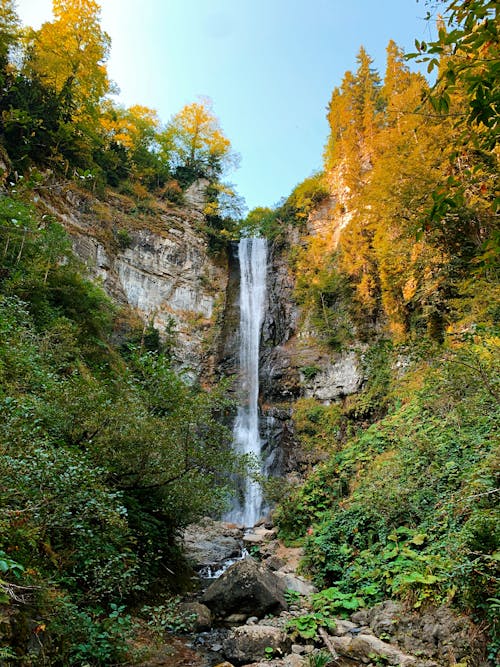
318, 627, 339, 663
0, 581, 39, 604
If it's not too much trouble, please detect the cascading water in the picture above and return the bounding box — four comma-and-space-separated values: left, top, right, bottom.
226, 236, 268, 527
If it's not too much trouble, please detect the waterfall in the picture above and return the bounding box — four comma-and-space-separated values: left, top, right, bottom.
226, 236, 268, 527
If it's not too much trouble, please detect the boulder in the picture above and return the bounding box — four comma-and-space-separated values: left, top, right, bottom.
223, 625, 291, 664
202, 557, 287, 619
324, 633, 436, 666
353, 600, 485, 665
177, 601, 212, 631
274, 572, 316, 596
240, 659, 305, 667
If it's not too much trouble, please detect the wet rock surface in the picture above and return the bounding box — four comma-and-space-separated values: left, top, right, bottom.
182, 518, 244, 573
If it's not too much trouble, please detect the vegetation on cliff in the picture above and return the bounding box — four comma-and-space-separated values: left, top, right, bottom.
0, 0, 240, 246
0, 189, 243, 662
274, 1, 499, 661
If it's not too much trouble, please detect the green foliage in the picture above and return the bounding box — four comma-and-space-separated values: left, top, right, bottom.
264, 645, 275, 659
345, 340, 392, 420
141, 597, 197, 636
0, 198, 240, 660
277, 330, 499, 650
242, 206, 281, 240
300, 365, 321, 380
311, 587, 365, 618
286, 612, 336, 640
409, 0, 499, 150
241, 173, 328, 241
294, 248, 355, 350
115, 227, 132, 249
48, 597, 134, 666
292, 398, 345, 453
279, 173, 329, 224
202, 181, 242, 250
284, 588, 302, 606
307, 651, 334, 667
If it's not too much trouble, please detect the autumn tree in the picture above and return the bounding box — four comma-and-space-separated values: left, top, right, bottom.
98, 102, 170, 187
324, 47, 383, 193
164, 98, 232, 185
413, 0, 499, 149
25, 0, 111, 122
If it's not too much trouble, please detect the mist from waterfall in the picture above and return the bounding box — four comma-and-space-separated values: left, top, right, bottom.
226, 236, 268, 527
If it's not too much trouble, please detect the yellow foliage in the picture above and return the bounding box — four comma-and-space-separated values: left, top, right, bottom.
26, 0, 111, 121
99, 103, 160, 151
166, 98, 231, 172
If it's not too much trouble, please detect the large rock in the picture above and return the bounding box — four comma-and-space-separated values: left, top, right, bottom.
274, 572, 316, 597
240, 656, 305, 667
327, 633, 432, 666
202, 557, 287, 619
177, 601, 212, 631
359, 601, 486, 665
182, 518, 243, 570
222, 625, 291, 665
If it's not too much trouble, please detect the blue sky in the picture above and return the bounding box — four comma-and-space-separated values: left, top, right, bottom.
16, 1, 435, 211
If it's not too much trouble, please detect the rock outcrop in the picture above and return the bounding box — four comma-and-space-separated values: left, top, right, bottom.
38, 180, 227, 378
182, 519, 243, 572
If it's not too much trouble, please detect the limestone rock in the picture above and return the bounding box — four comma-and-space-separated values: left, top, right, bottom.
202, 557, 287, 619
243, 527, 277, 547
353, 600, 485, 665
331, 619, 358, 636
40, 184, 228, 379
274, 572, 316, 596
303, 351, 363, 401
184, 178, 209, 211
223, 624, 291, 665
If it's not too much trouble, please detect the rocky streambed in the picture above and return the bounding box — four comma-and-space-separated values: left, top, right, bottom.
135, 518, 488, 667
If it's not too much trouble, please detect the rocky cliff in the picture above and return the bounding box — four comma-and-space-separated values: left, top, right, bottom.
39, 176, 365, 474
38, 179, 227, 378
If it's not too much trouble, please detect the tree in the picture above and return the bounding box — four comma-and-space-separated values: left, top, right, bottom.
0, 0, 19, 69
412, 0, 499, 149
25, 0, 111, 122
324, 47, 383, 191
98, 102, 170, 187
164, 98, 232, 185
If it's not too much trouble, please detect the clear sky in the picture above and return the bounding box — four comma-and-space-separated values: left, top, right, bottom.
15, 1, 435, 212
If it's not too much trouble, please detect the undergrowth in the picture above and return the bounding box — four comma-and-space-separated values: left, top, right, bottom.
276, 332, 500, 661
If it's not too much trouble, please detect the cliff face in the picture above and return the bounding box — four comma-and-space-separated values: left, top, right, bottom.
40, 177, 364, 474
260, 226, 364, 406
39, 180, 227, 378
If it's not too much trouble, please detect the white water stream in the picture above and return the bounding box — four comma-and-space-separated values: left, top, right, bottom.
226, 237, 268, 527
